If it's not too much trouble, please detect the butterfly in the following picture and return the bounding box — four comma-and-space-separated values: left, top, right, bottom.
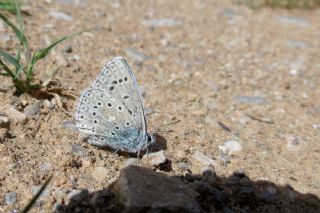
75, 57, 153, 153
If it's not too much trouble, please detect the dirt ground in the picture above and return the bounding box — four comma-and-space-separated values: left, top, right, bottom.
0, 0, 319, 212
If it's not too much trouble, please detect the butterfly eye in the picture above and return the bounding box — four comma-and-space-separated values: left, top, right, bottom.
128, 109, 132, 115
119, 79, 123, 83
123, 95, 129, 99
112, 80, 117, 84
110, 86, 114, 91
97, 102, 102, 106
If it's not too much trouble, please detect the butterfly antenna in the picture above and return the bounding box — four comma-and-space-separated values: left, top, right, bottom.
155, 119, 181, 132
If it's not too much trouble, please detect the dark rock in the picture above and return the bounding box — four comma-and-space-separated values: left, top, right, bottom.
112, 165, 200, 212
236, 186, 256, 206
67, 189, 89, 202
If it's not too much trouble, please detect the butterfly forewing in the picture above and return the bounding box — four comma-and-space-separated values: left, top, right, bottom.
92, 57, 147, 131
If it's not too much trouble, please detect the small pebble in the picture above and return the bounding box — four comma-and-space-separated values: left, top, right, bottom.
124, 47, 148, 63
192, 150, 216, 166
40, 162, 52, 171
234, 95, 267, 105
0, 114, 10, 128
276, 15, 309, 27
62, 120, 77, 131
142, 150, 167, 166
142, 18, 183, 27
124, 158, 140, 167
64, 45, 73, 53
286, 135, 302, 151
202, 166, 215, 177
24, 102, 41, 116
223, 140, 242, 154
5, 107, 27, 124
177, 162, 189, 171
71, 144, 87, 156
5, 192, 17, 205
49, 11, 73, 21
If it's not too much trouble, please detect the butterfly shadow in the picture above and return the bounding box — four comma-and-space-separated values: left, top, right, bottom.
95, 133, 168, 158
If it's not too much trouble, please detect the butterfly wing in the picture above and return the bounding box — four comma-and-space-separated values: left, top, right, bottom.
75, 57, 148, 153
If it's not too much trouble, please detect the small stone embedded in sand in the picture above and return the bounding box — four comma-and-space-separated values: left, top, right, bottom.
276, 15, 309, 27
71, 144, 87, 156
202, 166, 215, 177
0, 114, 10, 128
177, 162, 189, 171
24, 102, 41, 116
49, 11, 73, 21
234, 95, 267, 105
40, 162, 52, 171
124, 47, 148, 63
286, 135, 303, 151
5, 192, 17, 205
142, 150, 167, 166
222, 140, 242, 155
192, 150, 216, 167
62, 120, 78, 131
124, 158, 140, 167
4, 107, 27, 124
141, 18, 183, 27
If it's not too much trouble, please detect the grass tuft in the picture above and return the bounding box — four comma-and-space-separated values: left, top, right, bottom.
0, 1, 83, 94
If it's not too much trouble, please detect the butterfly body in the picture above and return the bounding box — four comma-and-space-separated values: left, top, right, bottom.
75, 57, 150, 153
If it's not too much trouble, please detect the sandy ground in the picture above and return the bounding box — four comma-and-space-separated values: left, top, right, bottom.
0, 0, 319, 212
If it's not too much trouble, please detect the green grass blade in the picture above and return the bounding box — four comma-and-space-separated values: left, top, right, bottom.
14, 64, 24, 79
0, 72, 10, 76
0, 12, 27, 45
14, 0, 27, 48
20, 175, 53, 213
0, 0, 17, 13
32, 31, 84, 63
16, 49, 21, 62
0, 49, 20, 68
0, 57, 15, 78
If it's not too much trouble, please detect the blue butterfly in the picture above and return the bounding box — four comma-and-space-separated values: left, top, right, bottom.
75, 57, 153, 153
